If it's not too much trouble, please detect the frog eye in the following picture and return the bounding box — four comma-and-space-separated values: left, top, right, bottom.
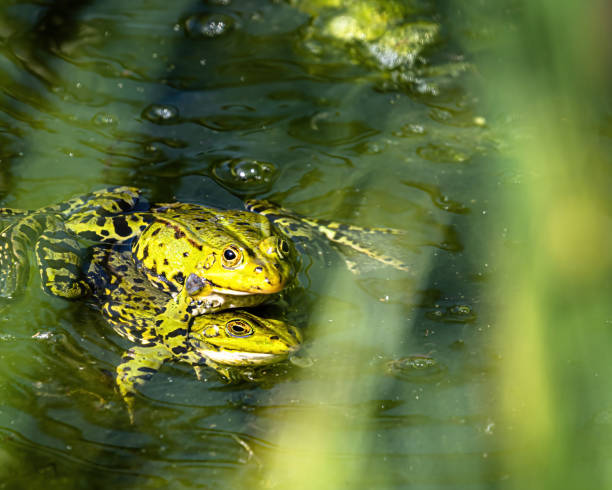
225, 319, 254, 338
221, 245, 242, 268
277, 238, 290, 258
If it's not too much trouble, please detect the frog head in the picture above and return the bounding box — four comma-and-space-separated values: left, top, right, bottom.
186, 310, 302, 366
133, 205, 296, 299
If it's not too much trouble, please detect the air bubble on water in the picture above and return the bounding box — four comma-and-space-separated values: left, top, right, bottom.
211, 158, 277, 192
184, 14, 234, 38
142, 104, 180, 124
92, 112, 117, 127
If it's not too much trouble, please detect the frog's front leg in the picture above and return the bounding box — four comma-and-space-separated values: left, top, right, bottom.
116, 344, 170, 423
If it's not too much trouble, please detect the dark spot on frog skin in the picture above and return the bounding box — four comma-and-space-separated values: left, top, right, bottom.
137, 367, 157, 373
79, 230, 107, 242
166, 328, 188, 338
118, 199, 134, 212
163, 259, 169, 265
174, 271, 185, 285
270, 335, 279, 340
172, 346, 188, 355
113, 216, 132, 237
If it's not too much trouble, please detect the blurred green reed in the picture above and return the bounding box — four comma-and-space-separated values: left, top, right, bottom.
486, 1, 612, 489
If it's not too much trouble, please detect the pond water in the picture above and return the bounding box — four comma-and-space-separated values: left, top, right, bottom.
0, 1, 610, 489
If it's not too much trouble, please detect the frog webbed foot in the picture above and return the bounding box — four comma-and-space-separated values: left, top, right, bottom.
116, 344, 169, 423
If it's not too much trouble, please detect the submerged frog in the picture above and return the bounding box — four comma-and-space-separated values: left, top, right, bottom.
87, 247, 302, 422
0, 187, 296, 314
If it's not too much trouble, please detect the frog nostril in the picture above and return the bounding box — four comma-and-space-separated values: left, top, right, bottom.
270, 335, 279, 340
254, 266, 263, 273
274, 262, 281, 270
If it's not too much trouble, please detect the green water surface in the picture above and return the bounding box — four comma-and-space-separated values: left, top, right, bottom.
0, 1, 610, 489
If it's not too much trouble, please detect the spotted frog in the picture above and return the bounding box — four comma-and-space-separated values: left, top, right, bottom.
87, 246, 302, 422
0, 187, 410, 306
0, 187, 296, 313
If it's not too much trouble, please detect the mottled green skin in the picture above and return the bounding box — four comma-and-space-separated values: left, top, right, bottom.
0, 187, 296, 314
0, 187, 410, 305
87, 247, 302, 421
0, 187, 140, 298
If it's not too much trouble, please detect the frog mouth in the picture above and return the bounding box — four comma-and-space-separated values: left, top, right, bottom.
186, 273, 281, 296
209, 280, 285, 295
203, 349, 294, 365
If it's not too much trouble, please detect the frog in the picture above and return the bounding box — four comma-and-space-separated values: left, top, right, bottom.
0, 187, 296, 315
86, 246, 303, 422
0, 186, 410, 306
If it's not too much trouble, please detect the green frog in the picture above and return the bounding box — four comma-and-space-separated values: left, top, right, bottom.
0, 187, 296, 314
0, 186, 410, 304
86, 246, 302, 422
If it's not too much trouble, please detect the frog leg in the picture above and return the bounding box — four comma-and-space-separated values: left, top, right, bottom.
0, 210, 58, 298
116, 344, 170, 423
204, 358, 248, 383
0, 187, 142, 298
156, 295, 195, 354
312, 218, 412, 272
35, 224, 92, 299
245, 199, 411, 272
